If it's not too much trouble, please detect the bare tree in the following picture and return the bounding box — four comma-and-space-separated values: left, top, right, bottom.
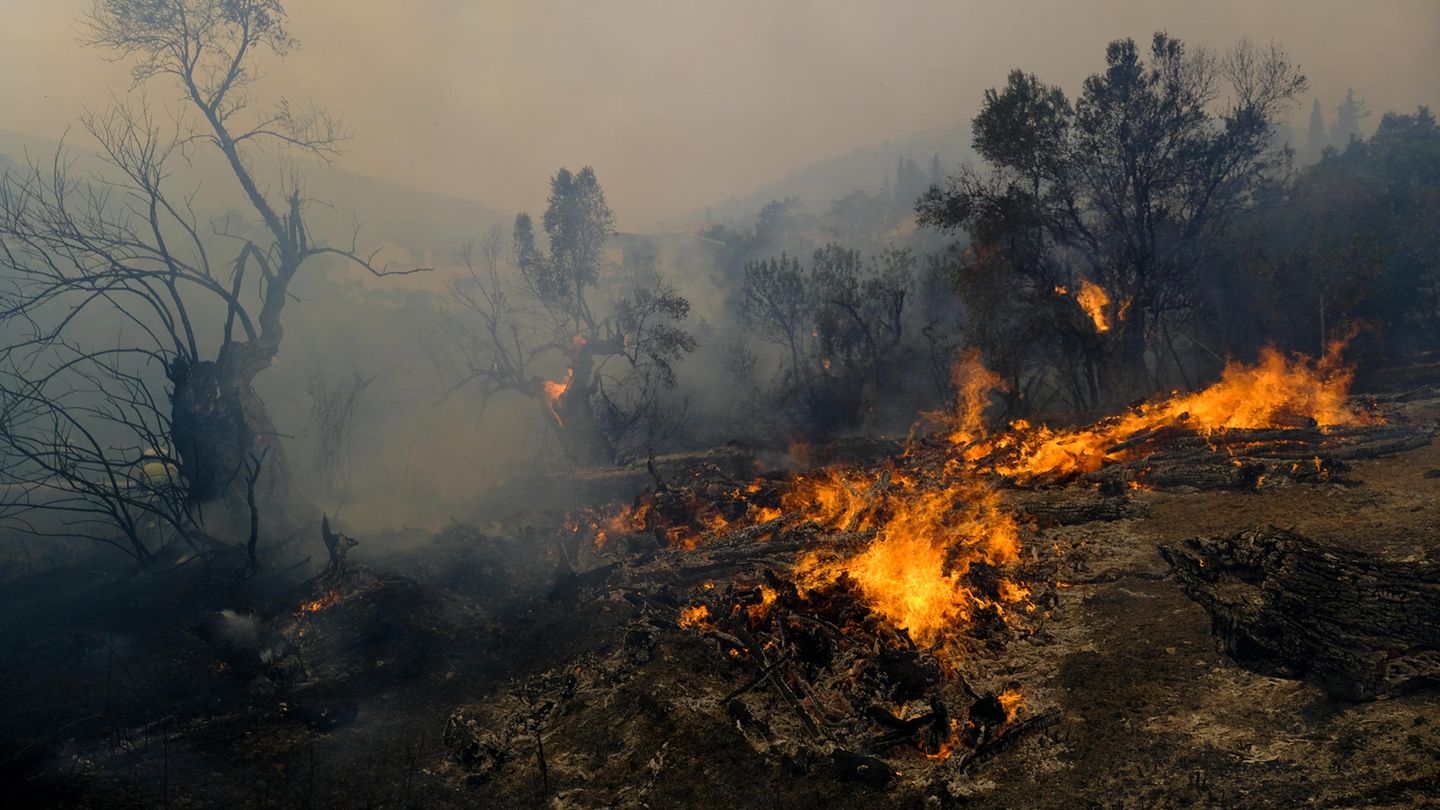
0, 0, 420, 563
304, 362, 373, 503
0, 343, 197, 565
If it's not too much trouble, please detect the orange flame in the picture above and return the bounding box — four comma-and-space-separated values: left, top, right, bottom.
948, 348, 1004, 450
542, 368, 575, 427
790, 473, 1020, 649
678, 604, 711, 629
977, 338, 1378, 481
571, 336, 1374, 670
998, 688, 1024, 723
1075, 279, 1112, 333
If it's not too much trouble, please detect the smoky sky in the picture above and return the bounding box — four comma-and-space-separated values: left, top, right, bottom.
2, 0, 1437, 230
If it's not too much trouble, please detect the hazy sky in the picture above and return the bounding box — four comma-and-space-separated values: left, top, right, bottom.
2, 1, 1437, 230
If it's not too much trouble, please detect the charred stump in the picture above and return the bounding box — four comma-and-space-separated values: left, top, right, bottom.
1160, 527, 1440, 700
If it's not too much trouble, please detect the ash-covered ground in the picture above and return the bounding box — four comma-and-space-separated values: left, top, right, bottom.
2, 385, 1439, 809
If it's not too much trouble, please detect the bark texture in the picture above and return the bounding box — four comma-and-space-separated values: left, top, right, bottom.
1161, 526, 1440, 700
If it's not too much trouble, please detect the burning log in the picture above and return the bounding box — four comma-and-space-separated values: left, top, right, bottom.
954, 708, 1063, 773
1160, 527, 1440, 700
1075, 423, 1433, 492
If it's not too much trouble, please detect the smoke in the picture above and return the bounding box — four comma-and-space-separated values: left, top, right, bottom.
2, 1, 1436, 228
0, 0, 1436, 552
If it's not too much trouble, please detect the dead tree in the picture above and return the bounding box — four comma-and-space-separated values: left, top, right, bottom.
0, 344, 203, 565
1161, 527, 1440, 700
0, 0, 422, 555
319, 514, 357, 590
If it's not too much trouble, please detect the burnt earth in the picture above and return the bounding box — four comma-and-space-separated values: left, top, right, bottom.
1, 392, 1438, 808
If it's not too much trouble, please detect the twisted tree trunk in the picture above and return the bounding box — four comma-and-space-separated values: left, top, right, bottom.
1161, 527, 1440, 700
542, 336, 621, 467
168, 340, 300, 537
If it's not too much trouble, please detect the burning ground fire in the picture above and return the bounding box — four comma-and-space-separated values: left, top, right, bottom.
574, 339, 1379, 656
960, 336, 1379, 483
555, 340, 1381, 764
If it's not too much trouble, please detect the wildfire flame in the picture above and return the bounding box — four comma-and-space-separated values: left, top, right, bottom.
542, 368, 575, 427
1075, 279, 1113, 333
998, 688, 1024, 723
584, 337, 1375, 664
948, 348, 1003, 449
791, 476, 1021, 649
678, 604, 711, 629
973, 337, 1378, 481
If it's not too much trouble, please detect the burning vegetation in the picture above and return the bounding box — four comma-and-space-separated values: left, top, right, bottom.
464, 339, 1431, 801
1073, 279, 1115, 333
2, 2, 1440, 808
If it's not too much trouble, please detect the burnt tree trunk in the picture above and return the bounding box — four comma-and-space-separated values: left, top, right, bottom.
1160, 527, 1440, 700
1101, 307, 1151, 404
542, 337, 619, 467
168, 341, 298, 531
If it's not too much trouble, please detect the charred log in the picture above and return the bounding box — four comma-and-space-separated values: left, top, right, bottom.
1005, 491, 1149, 525
1160, 527, 1440, 700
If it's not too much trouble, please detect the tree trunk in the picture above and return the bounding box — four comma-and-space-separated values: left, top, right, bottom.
168, 347, 298, 534
1104, 310, 1150, 403
549, 384, 616, 467
540, 338, 618, 467
1160, 527, 1440, 700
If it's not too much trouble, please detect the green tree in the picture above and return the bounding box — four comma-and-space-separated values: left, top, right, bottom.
920, 33, 1306, 403
1332, 89, 1370, 148
1201, 106, 1440, 359
739, 245, 916, 434
445, 168, 695, 466
1306, 97, 1326, 162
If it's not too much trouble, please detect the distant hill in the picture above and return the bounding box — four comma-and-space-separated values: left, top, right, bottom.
689, 125, 977, 228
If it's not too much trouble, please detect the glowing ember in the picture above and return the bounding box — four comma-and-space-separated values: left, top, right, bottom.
300, 589, 343, 614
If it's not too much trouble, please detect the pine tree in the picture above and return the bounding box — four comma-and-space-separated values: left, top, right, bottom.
1306, 98, 1326, 162
1332, 89, 1370, 149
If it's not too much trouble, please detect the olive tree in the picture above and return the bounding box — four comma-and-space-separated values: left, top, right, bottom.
0, 0, 418, 565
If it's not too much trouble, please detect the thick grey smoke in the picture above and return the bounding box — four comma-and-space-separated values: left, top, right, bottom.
0, 0, 1436, 538
1, 0, 1436, 229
